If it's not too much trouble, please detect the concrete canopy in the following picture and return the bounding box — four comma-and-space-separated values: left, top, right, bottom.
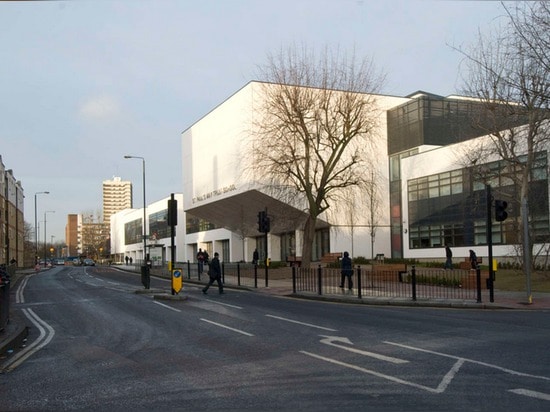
185, 189, 330, 237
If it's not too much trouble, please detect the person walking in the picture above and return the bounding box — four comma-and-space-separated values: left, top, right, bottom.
197, 248, 205, 275
202, 252, 224, 295
444, 244, 453, 269
339, 251, 353, 290
252, 248, 259, 265
469, 250, 478, 269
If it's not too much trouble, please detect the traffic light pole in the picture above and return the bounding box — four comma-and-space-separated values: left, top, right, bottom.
486, 184, 494, 302
257, 208, 270, 287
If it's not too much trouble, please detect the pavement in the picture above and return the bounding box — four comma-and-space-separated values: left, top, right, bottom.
2, 267, 550, 369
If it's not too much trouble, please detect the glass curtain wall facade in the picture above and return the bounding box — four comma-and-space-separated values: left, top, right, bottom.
407, 153, 549, 250
387, 92, 529, 258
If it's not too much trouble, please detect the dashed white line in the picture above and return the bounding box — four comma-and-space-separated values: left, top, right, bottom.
205, 300, 243, 309
153, 301, 181, 312
265, 314, 337, 331
200, 318, 254, 336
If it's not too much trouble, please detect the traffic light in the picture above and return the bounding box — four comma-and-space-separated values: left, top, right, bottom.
495, 199, 508, 222
257, 210, 270, 233
167, 198, 178, 226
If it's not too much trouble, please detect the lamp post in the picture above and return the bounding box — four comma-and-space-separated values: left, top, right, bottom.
34, 191, 49, 265
124, 155, 147, 262
124, 155, 149, 289
44, 210, 55, 267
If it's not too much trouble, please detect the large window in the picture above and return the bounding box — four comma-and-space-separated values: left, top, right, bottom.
124, 219, 142, 245
186, 213, 220, 234
407, 152, 549, 249
149, 209, 170, 240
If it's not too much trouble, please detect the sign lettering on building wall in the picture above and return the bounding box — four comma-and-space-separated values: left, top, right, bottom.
193, 184, 237, 203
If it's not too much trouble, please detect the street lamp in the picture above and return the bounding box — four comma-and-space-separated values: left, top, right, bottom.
124, 155, 147, 263
34, 191, 49, 265
44, 210, 55, 266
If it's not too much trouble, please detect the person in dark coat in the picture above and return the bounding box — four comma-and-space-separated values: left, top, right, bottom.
197, 248, 205, 274
202, 252, 224, 294
444, 245, 453, 269
469, 250, 478, 269
252, 248, 259, 265
339, 251, 353, 290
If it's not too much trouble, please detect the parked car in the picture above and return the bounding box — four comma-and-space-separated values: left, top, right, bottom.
83, 259, 95, 266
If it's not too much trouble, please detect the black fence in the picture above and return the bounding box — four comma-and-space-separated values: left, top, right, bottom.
183, 261, 265, 288
292, 265, 483, 302
156, 261, 485, 303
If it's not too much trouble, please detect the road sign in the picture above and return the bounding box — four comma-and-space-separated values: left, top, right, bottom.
172, 268, 182, 294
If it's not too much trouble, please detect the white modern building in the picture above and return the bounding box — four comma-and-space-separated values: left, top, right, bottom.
110, 194, 185, 265
179, 82, 548, 264
181, 81, 413, 264
110, 82, 548, 266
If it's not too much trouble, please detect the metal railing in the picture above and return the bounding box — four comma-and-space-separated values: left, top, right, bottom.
292, 265, 483, 303
149, 261, 484, 303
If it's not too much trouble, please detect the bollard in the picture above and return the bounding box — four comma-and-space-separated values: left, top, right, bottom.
411, 265, 417, 301
140, 265, 150, 289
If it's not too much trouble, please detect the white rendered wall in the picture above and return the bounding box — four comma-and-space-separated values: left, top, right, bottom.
181, 82, 411, 261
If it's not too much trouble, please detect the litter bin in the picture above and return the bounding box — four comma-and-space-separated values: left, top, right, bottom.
141, 265, 150, 289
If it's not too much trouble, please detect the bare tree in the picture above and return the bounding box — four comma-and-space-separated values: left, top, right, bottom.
251, 45, 385, 267
365, 169, 382, 260
457, 2, 550, 271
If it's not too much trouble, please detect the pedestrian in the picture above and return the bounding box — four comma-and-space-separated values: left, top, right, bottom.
203, 249, 210, 264
125, 256, 129, 265
197, 248, 205, 274
129, 257, 133, 265
444, 244, 453, 269
252, 248, 259, 265
469, 250, 478, 269
339, 251, 353, 290
202, 252, 224, 295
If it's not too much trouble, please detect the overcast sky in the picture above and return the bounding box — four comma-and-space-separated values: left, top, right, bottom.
0, 0, 509, 243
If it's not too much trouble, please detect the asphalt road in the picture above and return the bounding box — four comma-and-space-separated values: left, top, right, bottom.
1, 265, 549, 411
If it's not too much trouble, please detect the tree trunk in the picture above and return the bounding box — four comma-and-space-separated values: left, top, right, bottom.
301, 215, 317, 268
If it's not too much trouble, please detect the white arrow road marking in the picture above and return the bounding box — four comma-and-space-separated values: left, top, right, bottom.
508, 389, 550, 401
319, 335, 408, 364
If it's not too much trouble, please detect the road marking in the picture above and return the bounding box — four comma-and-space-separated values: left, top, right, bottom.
205, 300, 243, 309
437, 358, 465, 393
385, 341, 550, 381
319, 335, 408, 364
508, 389, 550, 401
15, 275, 33, 303
3, 308, 55, 372
300, 351, 443, 393
265, 314, 337, 331
153, 301, 181, 312
200, 318, 254, 336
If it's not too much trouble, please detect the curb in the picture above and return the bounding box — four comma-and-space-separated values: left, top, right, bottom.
0, 309, 29, 362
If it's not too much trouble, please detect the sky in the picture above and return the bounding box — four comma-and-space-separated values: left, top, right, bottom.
0, 0, 509, 244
